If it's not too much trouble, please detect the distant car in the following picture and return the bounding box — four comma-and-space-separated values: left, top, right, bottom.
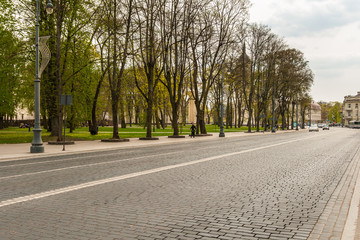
317, 123, 324, 128
309, 124, 319, 132
323, 124, 329, 130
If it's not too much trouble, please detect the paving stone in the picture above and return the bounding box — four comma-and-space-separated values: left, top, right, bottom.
0, 131, 359, 239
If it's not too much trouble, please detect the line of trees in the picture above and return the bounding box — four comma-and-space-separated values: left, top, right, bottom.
319, 101, 343, 124
1, 0, 316, 138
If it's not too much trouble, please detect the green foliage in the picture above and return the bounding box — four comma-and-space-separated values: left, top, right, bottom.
328, 102, 342, 123
0, 0, 16, 30
2, 0, 315, 133
0, 15, 24, 119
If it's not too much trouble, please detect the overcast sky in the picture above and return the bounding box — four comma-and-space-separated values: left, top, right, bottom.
249, 0, 360, 103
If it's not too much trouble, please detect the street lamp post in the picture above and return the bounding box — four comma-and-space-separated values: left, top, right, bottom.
271, 82, 276, 133
30, 0, 54, 153
309, 101, 312, 126
296, 96, 299, 130
219, 70, 225, 137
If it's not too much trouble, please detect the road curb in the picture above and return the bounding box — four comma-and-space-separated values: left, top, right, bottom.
342, 146, 360, 239
0, 129, 306, 162
308, 145, 360, 240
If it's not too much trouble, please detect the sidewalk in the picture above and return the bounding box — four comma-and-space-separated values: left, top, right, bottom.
0, 130, 274, 161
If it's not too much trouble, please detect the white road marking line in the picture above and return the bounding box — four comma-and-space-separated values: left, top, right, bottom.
0, 151, 185, 181
0, 141, 218, 169
0, 136, 317, 208
0, 143, 242, 180
0, 150, 138, 169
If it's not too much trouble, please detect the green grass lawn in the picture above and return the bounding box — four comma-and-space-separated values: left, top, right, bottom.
0, 130, 52, 144
0, 124, 261, 144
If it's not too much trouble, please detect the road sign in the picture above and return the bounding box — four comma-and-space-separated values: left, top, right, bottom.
60, 95, 72, 106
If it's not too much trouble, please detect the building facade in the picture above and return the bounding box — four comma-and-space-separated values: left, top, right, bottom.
15, 107, 34, 121
343, 91, 360, 126
307, 101, 322, 124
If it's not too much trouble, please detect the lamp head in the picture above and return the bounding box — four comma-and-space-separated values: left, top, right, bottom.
46, 0, 54, 14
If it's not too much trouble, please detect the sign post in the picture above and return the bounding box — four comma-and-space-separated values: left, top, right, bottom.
60, 94, 72, 151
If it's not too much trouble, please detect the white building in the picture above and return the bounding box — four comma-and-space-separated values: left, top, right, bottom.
308, 101, 322, 124
343, 91, 360, 126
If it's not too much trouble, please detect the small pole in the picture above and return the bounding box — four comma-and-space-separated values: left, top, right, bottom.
63, 94, 67, 151
309, 101, 312, 126
219, 70, 225, 137
296, 96, 299, 130
272, 80, 276, 133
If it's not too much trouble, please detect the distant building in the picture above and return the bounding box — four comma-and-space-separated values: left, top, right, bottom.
343, 91, 360, 126
15, 107, 34, 121
308, 101, 322, 124
188, 98, 197, 124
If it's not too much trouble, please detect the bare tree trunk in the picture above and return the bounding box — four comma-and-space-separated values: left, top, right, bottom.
111, 96, 119, 139
172, 105, 180, 135
120, 95, 126, 128
110, 0, 119, 139
89, 74, 105, 135
146, 93, 153, 138
238, 102, 242, 127
55, 0, 65, 141
127, 98, 133, 127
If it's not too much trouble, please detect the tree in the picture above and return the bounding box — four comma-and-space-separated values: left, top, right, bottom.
299, 94, 311, 128
245, 24, 273, 132
18, 0, 100, 138
276, 48, 313, 129
318, 101, 331, 122
99, 0, 134, 139
132, 0, 164, 139
159, 0, 196, 136
89, 21, 110, 134
257, 32, 285, 131
328, 102, 342, 124
6, 0, 317, 135
190, 0, 248, 134
0, 0, 24, 129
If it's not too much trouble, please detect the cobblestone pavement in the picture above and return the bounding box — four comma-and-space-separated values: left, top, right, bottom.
0, 128, 359, 239
308, 141, 360, 240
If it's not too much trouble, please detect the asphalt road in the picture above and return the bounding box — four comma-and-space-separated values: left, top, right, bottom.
0, 128, 359, 240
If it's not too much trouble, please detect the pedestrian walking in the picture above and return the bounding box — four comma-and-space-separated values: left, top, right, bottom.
190, 123, 196, 138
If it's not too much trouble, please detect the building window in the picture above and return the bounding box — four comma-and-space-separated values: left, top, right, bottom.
348, 112, 351, 117
356, 103, 358, 109
348, 103, 351, 108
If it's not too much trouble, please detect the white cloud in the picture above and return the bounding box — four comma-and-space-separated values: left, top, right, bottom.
249, 0, 360, 102
260, 0, 357, 36
287, 21, 360, 58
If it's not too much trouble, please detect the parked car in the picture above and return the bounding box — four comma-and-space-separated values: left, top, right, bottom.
323, 124, 330, 130
309, 124, 319, 132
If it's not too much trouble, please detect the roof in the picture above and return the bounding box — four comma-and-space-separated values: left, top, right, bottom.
310, 101, 321, 111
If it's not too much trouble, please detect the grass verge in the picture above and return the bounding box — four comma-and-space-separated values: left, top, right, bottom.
0, 125, 261, 144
